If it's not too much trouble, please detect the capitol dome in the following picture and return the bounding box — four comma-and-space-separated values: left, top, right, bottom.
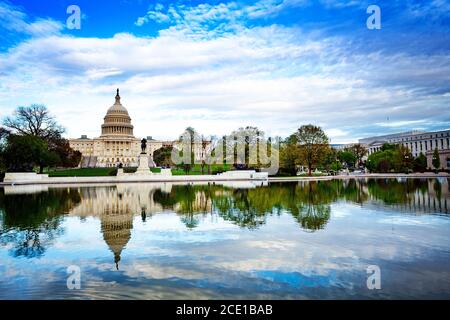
101, 89, 134, 137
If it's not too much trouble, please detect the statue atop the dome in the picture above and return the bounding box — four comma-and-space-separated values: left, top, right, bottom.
141, 138, 147, 153
115, 88, 121, 104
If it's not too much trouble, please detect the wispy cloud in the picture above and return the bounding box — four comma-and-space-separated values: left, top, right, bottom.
0, 0, 449, 143
135, 0, 309, 37
0, 1, 63, 37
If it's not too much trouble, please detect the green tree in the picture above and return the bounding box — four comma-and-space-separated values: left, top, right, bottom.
413, 153, 427, 172
3, 134, 58, 172
3, 105, 80, 170
366, 148, 396, 173
320, 147, 340, 173
432, 148, 441, 170
381, 143, 396, 151
366, 144, 414, 173
153, 146, 174, 167
48, 136, 82, 168
393, 145, 413, 173
279, 138, 300, 176
338, 150, 357, 168
295, 125, 329, 176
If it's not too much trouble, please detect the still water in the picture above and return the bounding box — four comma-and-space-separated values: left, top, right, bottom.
0, 178, 449, 299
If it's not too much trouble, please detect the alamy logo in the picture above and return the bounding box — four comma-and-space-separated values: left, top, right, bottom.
66, 265, 81, 290
366, 5, 381, 30
366, 265, 381, 290
66, 5, 81, 30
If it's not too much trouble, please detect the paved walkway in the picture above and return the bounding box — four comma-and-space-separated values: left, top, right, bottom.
269, 173, 449, 182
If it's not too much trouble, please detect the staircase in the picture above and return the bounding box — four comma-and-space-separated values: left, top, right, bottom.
80, 156, 98, 168
88, 156, 97, 168
80, 156, 89, 168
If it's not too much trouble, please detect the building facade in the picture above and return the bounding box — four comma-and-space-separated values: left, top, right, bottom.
359, 129, 450, 169
69, 89, 209, 168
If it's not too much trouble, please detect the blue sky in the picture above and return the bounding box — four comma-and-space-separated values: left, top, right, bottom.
0, 0, 449, 142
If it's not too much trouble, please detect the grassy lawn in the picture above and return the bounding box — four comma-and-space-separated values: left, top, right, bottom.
172, 164, 231, 175
46, 164, 232, 177
48, 168, 117, 177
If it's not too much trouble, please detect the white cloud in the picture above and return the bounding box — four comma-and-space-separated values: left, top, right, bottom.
0, 2, 449, 143
0, 2, 63, 37
135, 0, 309, 38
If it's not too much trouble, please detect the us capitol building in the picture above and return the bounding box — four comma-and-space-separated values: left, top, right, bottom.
69, 89, 207, 168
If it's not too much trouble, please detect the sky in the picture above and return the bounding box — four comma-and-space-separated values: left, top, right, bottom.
0, 0, 449, 143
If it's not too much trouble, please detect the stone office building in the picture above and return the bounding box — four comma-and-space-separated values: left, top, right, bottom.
359, 129, 450, 169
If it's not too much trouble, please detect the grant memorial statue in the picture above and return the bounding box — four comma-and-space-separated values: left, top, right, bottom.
141, 138, 147, 154
136, 138, 151, 174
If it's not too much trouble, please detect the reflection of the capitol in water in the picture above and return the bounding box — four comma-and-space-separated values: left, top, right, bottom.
8, 181, 266, 268
1, 178, 449, 270
71, 183, 170, 270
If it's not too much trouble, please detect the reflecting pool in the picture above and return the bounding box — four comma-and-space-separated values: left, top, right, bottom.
0, 178, 449, 299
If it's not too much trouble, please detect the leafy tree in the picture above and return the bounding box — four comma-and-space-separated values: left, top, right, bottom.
320, 147, 340, 173
48, 136, 81, 168
3, 134, 58, 172
381, 143, 396, 151
295, 125, 329, 176
153, 146, 174, 167
2, 105, 81, 170
432, 148, 441, 170
366, 144, 413, 173
338, 150, 357, 168
279, 138, 300, 176
349, 143, 367, 167
393, 145, 413, 173
366, 149, 396, 173
413, 153, 427, 172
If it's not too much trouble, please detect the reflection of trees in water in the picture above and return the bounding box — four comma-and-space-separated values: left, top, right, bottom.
152, 182, 334, 231
153, 185, 212, 229
295, 204, 331, 231
214, 189, 267, 229
288, 182, 333, 231
368, 179, 422, 204
0, 177, 447, 257
366, 178, 449, 213
152, 178, 448, 231
0, 188, 81, 258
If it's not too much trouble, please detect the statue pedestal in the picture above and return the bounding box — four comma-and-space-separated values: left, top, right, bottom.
135, 153, 152, 175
